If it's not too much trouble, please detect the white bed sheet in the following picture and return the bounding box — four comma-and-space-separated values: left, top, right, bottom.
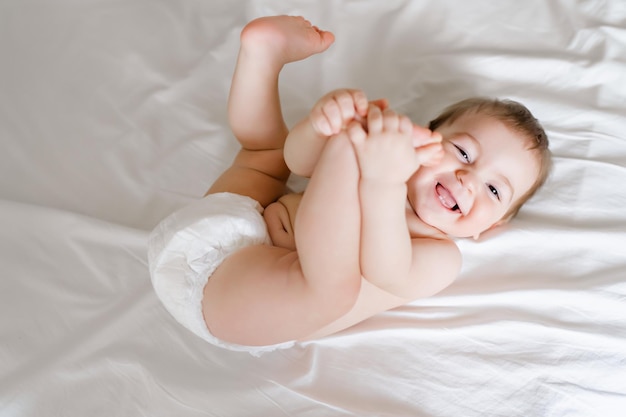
1, 0, 625, 416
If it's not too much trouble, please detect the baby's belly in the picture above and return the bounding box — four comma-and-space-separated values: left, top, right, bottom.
302, 278, 408, 340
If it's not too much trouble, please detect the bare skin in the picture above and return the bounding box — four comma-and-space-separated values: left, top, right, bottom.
201, 16, 539, 347
202, 16, 458, 346
203, 16, 364, 346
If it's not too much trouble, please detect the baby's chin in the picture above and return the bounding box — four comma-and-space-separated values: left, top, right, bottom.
414, 210, 486, 240
438, 223, 504, 241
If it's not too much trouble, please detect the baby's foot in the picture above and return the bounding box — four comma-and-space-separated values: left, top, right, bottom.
240, 15, 335, 67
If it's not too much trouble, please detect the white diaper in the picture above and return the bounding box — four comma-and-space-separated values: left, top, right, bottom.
147, 192, 295, 356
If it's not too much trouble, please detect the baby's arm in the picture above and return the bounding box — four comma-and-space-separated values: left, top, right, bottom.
284, 89, 386, 177
347, 106, 459, 298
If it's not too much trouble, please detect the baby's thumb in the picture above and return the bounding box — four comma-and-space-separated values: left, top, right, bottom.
369, 98, 389, 111
412, 126, 441, 147
416, 143, 444, 166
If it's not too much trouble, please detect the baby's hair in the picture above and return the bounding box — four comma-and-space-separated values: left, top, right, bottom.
428, 97, 552, 220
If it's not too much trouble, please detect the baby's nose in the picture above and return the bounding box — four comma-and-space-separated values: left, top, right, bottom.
456, 169, 478, 193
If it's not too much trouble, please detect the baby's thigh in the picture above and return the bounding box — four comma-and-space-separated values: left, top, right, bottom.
203, 244, 357, 346
207, 148, 289, 207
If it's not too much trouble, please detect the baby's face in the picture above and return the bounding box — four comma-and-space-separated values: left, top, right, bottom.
407, 112, 539, 238
263, 192, 302, 250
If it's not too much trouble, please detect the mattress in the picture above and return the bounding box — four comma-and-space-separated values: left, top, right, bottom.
1, 0, 625, 415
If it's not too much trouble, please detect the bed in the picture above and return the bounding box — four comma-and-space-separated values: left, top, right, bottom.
1, 0, 625, 415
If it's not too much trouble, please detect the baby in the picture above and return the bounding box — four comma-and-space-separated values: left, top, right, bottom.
148, 16, 551, 355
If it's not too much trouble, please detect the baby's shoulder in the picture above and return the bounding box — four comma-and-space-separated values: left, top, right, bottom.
402, 236, 460, 300
406, 224, 462, 299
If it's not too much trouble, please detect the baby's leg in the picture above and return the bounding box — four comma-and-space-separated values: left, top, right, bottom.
204, 132, 362, 346
228, 15, 334, 150
208, 16, 334, 206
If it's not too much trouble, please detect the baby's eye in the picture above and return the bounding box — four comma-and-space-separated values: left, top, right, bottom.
454, 145, 470, 162
488, 185, 500, 200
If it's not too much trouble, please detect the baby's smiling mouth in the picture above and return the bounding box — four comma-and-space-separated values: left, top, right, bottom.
436, 183, 460, 212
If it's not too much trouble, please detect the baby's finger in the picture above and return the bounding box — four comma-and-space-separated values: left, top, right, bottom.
382, 108, 400, 132
412, 125, 442, 147
321, 100, 345, 134
367, 104, 383, 134
430, 131, 443, 144
335, 91, 359, 124
369, 98, 389, 112
350, 90, 369, 118
310, 107, 333, 136
416, 142, 444, 166
399, 114, 413, 135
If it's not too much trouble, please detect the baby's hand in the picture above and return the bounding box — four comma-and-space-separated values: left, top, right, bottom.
411, 124, 444, 167
310, 89, 388, 137
347, 105, 443, 184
